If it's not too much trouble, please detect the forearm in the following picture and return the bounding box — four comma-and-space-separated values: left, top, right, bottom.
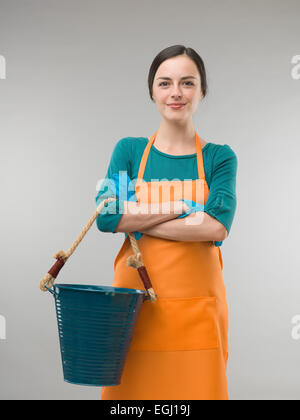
139, 211, 227, 242
114, 200, 189, 233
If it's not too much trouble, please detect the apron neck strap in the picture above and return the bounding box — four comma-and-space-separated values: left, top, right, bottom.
137, 130, 205, 181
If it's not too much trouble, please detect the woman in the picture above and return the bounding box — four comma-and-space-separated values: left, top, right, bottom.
95, 45, 238, 400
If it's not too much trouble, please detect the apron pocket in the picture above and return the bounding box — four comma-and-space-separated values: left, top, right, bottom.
129, 296, 219, 352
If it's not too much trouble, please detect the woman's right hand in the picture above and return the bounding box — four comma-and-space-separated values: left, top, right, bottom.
173, 200, 191, 214
159, 200, 190, 215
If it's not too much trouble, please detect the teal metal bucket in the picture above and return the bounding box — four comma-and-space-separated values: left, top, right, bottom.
46, 283, 149, 386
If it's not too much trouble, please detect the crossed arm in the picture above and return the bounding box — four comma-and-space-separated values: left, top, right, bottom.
115, 200, 227, 242
140, 212, 227, 242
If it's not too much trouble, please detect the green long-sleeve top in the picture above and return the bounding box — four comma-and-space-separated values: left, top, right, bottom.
95, 137, 238, 246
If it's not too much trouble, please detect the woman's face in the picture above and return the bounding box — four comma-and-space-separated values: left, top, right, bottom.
152, 55, 203, 122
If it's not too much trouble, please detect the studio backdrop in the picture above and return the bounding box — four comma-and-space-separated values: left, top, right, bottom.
0, 0, 300, 400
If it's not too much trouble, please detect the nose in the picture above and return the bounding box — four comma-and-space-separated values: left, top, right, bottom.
170, 83, 182, 98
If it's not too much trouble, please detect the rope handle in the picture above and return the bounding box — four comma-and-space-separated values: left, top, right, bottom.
39, 197, 157, 302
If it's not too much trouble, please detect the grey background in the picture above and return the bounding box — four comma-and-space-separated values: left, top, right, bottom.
1, 0, 300, 400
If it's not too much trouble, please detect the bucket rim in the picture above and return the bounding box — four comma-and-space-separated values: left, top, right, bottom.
52, 283, 147, 295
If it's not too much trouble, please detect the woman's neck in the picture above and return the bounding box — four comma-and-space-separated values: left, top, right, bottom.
154, 122, 206, 154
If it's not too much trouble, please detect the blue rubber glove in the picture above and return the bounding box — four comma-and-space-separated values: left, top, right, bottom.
176, 199, 222, 247
176, 199, 204, 218
111, 173, 143, 240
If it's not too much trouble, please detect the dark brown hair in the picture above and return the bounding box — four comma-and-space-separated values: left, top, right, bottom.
148, 45, 208, 101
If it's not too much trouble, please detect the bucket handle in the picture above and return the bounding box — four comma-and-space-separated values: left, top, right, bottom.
40, 197, 157, 302
44, 285, 58, 297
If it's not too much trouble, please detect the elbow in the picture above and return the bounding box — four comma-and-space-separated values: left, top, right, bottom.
205, 211, 228, 242
96, 215, 111, 233
216, 224, 228, 242
96, 219, 106, 233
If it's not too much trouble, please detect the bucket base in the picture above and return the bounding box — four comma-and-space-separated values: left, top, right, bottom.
64, 378, 121, 387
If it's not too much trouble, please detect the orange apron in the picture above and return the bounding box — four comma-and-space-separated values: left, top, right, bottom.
101, 130, 229, 400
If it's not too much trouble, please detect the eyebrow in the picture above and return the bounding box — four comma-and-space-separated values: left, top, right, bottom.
156, 76, 197, 81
